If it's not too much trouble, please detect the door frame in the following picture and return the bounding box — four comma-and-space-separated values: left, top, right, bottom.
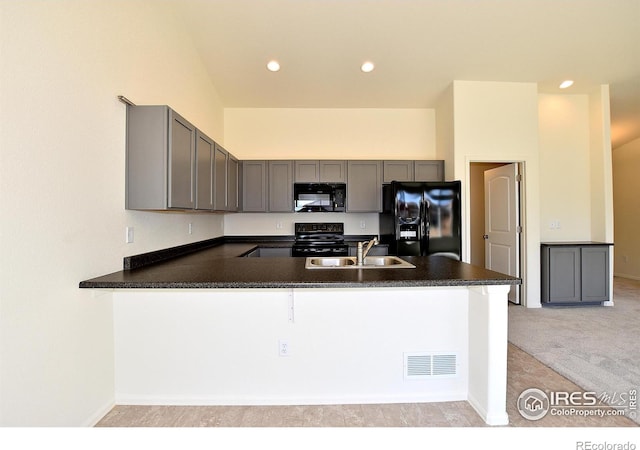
467, 159, 527, 306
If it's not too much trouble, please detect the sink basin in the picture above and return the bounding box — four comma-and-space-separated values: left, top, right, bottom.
306, 257, 357, 267
305, 256, 415, 269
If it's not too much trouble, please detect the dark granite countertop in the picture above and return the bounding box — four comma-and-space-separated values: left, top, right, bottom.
79, 239, 520, 290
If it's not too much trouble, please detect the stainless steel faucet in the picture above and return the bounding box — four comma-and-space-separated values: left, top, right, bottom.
357, 238, 379, 265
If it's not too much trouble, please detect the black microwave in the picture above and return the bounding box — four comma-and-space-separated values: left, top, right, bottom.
294, 183, 346, 212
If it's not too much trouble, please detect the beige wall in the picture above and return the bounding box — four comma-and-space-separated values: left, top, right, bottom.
223, 108, 436, 235
613, 137, 640, 280
538, 94, 592, 241
451, 81, 542, 307
435, 84, 456, 181
224, 108, 436, 159
0, 1, 225, 425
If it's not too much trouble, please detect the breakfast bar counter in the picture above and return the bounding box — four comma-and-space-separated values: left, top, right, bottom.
80, 239, 519, 426
79, 241, 518, 289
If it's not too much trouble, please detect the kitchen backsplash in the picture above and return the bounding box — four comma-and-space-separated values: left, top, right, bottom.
223, 212, 379, 236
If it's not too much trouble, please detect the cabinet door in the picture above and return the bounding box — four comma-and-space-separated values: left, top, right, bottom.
294, 161, 319, 182
547, 247, 581, 303
214, 144, 228, 210
383, 161, 414, 183
581, 247, 610, 302
320, 160, 347, 182
242, 161, 268, 212
415, 160, 444, 182
347, 160, 383, 212
268, 161, 293, 212
227, 154, 239, 212
195, 131, 214, 210
168, 110, 196, 209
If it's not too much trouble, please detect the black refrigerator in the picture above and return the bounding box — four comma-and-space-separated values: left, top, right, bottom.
379, 181, 462, 259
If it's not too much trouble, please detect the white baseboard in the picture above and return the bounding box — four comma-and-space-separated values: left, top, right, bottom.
614, 273, 640, 281
114, 392, 467, 407
467, 393, 509, 426
82, 398, 116, 427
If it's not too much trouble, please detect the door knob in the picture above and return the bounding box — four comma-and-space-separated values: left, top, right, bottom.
483, 234, 489, 240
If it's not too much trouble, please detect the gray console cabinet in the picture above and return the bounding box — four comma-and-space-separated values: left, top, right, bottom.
541, 243, 611, 305
126, 105, 196, 210
347, 160, 383, 212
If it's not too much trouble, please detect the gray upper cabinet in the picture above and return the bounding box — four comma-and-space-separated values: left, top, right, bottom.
383, 160, 444, 183
294, 160, 346, 182
214, 144, 228, 210
383, 161, 414, 183
242, 160, 268, 212
414, 160, 444, 182
347, 160, 383, 212
126, 105, 196, 210
268, 161, 293, 212
195, 130, 214, 210
320, 160, 346, 182
227, 155, 239, 212
294, 161, 320, 182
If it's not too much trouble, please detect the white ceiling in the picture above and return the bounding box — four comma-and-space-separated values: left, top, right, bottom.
175, 0, 640, 149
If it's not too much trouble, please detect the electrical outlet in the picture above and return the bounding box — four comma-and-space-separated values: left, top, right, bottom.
360, 221, 366, 229
276, 221, 283, 230
125, 227, 134, 243
278, 339, 290, 357
188, 223, 193, 235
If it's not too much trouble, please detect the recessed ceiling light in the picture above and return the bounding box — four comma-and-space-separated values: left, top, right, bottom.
361, 61, 375, 73
267, 60, 280, 72
559, 80, 574, 89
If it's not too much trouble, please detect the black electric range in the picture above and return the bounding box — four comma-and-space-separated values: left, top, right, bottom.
291, 222, 349, 257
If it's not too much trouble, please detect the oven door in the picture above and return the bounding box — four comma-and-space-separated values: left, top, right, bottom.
291, 245, 349, 257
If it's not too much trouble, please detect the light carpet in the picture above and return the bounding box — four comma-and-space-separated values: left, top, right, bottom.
508, 276, 640, 425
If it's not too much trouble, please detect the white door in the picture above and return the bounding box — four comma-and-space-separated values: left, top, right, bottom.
484, 164, 521, 304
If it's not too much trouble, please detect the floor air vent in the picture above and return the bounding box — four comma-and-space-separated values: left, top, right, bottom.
404, 352, 457, 379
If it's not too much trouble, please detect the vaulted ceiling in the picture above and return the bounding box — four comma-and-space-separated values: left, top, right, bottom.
175, 0, 640, 149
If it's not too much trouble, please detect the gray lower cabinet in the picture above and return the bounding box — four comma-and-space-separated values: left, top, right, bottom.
541, 243, 611, 304
126, 105, 196, 210
245, 247, 292, 257
347, 160, 383, 212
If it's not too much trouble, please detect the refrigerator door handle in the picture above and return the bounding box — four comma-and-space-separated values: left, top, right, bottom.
421, 199, 429, 255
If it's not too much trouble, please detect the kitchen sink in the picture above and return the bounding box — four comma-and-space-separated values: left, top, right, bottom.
305, 256, 415, 269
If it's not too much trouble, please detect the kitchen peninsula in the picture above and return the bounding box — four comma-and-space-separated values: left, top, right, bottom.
80, 239, 519, 425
